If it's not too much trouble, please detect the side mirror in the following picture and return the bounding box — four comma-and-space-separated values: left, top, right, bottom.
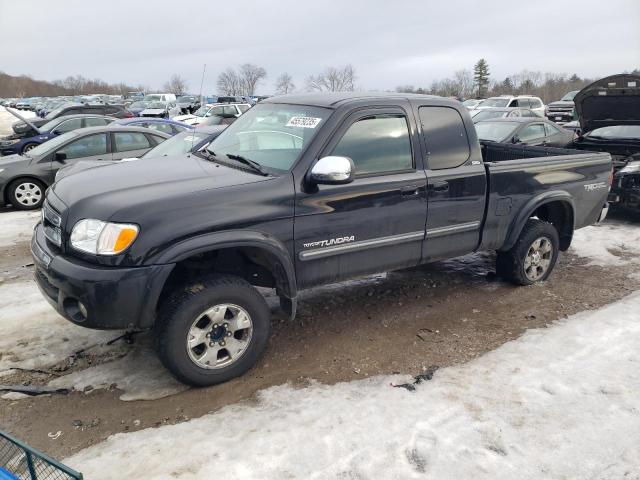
54, 152, 67, 163
512, 135, 520, 144
309, 156, 354, 185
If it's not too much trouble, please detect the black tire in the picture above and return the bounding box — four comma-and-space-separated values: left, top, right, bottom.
21, 143, 38, 154
496, 219, 559, 286
155, 275, 271, 387
7, 178, 46, 210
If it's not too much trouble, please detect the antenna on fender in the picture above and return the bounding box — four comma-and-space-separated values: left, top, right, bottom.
190, 63, 207, 156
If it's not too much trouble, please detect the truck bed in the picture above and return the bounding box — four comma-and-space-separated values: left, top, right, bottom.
478, 141, 612, 251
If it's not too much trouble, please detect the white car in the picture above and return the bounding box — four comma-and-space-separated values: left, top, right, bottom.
174, 103, 251, 126
473, 95, 545, 117
462, 99, 485, 110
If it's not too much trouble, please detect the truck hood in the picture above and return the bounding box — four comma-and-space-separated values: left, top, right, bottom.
547, 100, 574, 108
574, 74, 640, 133
51, 154, 274, 222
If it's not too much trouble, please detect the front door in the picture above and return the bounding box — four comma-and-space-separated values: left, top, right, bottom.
294, 106, 428, 288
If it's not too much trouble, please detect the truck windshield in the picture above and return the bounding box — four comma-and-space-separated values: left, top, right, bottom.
206, 103, 332, 171
480, 98, 510, 108
561, 91, 578, 101
475, 121, 519, 142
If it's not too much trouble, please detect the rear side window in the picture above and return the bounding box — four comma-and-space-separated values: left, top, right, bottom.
113, 132, 151, 152
146, 123, 174, 134
530, 99, 542, 109
418, 106, 470, 170
84, 117, 111, 127
332, 114, 413, 175
544, 123, 562, 135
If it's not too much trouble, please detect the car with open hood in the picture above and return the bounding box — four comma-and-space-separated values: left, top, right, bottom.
1, 111, 115, 156
0, 125, 169, 210
571, 73, 640, 212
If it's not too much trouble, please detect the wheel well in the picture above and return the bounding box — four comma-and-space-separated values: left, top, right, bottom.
531, 200, 574, 251
158, 246, 292, 306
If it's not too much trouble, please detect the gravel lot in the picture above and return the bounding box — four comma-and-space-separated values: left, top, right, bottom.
0, 206, 638, 460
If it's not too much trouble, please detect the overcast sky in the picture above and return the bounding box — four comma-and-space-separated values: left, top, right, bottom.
0, 0, 638, 94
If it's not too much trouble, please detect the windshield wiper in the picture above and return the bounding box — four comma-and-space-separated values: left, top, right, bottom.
204, 151, 269, 176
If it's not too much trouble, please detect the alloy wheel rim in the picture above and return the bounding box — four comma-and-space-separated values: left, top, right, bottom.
14, 182, 42, 206
524, 236, 553, 281
186, 303, 253, 369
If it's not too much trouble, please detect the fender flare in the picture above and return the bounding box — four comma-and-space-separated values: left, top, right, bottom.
501, 191, 575, 251
148, 229, 298, 301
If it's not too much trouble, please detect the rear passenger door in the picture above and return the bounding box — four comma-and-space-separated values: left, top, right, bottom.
418, 106, 487, 261
111, 131, 154, 159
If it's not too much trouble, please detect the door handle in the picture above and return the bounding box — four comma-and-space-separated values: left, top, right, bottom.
430, 181, 449, 192
401, 185, 420, 196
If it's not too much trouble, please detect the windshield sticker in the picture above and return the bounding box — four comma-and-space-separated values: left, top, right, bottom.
286, 116, 322, 129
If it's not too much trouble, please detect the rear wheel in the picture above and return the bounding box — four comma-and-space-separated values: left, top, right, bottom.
7, 178, 46, 210
496, 219, 559, 285
155, 275, 271, 387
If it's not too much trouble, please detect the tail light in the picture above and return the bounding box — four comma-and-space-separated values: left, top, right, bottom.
124, 110, 134, 118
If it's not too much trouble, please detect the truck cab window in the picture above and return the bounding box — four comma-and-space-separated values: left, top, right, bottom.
331, 115, 413, 175
418, 106, 470, 169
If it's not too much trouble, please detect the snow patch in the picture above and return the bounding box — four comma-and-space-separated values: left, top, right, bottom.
49, 341, 188, 401
570, 222, 640, 266
65, 292, 640, 479
0, 210, 40, 247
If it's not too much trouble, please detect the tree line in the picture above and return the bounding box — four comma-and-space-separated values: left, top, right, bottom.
397, 59, 640, 103
2, 61, 639, 101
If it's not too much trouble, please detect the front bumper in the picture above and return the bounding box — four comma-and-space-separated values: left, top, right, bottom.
546, 112, 573, 123
31, 223, 174, 330
0, 144, 19, 155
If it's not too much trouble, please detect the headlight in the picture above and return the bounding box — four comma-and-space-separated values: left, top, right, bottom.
0, 168, 4, 174
1, 139, 20, 145
620, 162, 640, 174
70, 219, 139, 255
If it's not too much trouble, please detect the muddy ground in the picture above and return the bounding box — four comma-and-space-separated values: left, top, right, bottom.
1, 208, 639, 460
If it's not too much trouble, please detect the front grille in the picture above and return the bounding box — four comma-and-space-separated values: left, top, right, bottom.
42, 200, 63, 247
548, 107, 574, 113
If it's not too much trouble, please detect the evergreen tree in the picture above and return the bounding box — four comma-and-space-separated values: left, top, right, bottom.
473, 59, 490, 97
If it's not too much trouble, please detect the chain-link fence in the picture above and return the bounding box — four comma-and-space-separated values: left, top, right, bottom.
0, 431, 82, 480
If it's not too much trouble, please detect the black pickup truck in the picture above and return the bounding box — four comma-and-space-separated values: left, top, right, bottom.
31, 92, 611, 386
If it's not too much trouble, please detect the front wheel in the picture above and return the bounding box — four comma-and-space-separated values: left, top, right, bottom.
7, 178, 46, 210
496, 219, 559, 286
155, 275, 271, 387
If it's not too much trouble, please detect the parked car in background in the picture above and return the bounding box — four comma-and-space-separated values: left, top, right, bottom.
475, 117, 575, 147
462, 98, 485, 109
139, 101, 179, 118
1, 114, 115, 155
55, 125, 227, 181
473, 95, 545, 116
114, 117, 192, 135
471, 108, 538, 123
176, 95, 201, 114
197, 113, 238, 127
545, 91, 579, 124
143, 93, 177, 103
571, 73, 640, 212
127, 100, 150, 116
12, 103, 132, 134
0, 126, 170, 209
174, 103, 250, 126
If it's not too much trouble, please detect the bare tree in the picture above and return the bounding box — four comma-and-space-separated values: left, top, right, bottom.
453, 69, 474, 98
275, 72, 295, 95
239, 63, 267, 96
217, 68, 243, 96
306, 64, 356, 92
163, 74, 188, 95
